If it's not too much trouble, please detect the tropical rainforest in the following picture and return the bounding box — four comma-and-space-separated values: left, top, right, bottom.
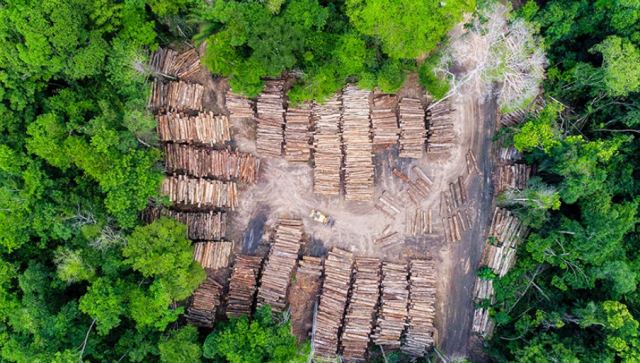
0, 0, 638, 362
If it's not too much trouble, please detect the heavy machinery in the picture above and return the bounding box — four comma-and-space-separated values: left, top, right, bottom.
309, 209, 334, 226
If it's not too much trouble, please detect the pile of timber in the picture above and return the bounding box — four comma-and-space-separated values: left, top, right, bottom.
255, 80, 286, 157
161, 175, 238, 209
499, 97, 544, 126
164, 144, 259, 183
341, 257, 381, 361
427, 101, 456, 155
193, 241, 233, 270
144, 207, 226, 241
471, 307, 495, 337
481, 208, 528, 277
149, 47, 201, 80
398, 98, 426, 158
149, 81, 204, 112
392, 167, 429, 205
186, 274, 224, 327
495, 164, 531, 193
226, 255, 263, 317
313, 248, 354, 358
374, 226, 402, 251
402, 260, 437, 357
225, 90, 255, 121
498, 146, 522, 164
473, 277, 494, 303
372, 262, 409, 348
375, 191, 402, 217
405, 208, 433, 236
256, 218, 304, 312
313, 94, 343, 196
284, 103, 313, 162
157, 112, 231, 145
289, 256, 324, 341
371, 94, 399, 148
342, 85, 374, 201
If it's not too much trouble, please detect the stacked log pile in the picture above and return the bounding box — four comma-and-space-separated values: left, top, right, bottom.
471, 307, 495, 338
481, 208, 528, 277
225, 90, 255, 121
164, 144, 259, 183
186, 274, 224, 327
498, 146, 522, 164
466, 149, 481, 175
313, 248, 354, 358
150, 81, 204, 112
372, 262, 409, 349
157, 112, 231, 145
341, 257, 381, 361
375, 191, 402, 217
439, 176, 470, 243
392, 168, 430, 206
402, 260, 437, 357
371, 95, 399, 148
495, 164, 531, 193
284, 103, 313, 162
256, 218, 304, 312
342, 85, 374, 201
144, 207, 226, 241
150, 47, 201, 80
426, 101, 456, 155
226, 255, 263, 317
289, 256, 323, 341
161, 176, 238, 209
406, 208, 433, 236
255, 80, 286, 157
473, 277, 494, 303
374, 226, 402, 251
193, 241, 233, 270
398, 98, 426, 158
313, 94, 343, 196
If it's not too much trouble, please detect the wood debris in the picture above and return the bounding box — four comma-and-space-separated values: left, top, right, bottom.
226, 255, 263, 317
256, 218, 304, 312
398, 97, 426, 158
255, 80, 286, 157
499, 97, 544, 126
149, 81, 204, 112
495, 164, 531, 193
342, 85, 374, 201
374, 227, 402, 251
313, 94, 343, 196
392, 168, 429, 206
144, 207, 226, 241
284, 103, 313, 162
341, 257, 381, 361
371, 94, 399, 148
402, 259, 437, 357
427, 100, 456, 156
372, 262, 409, 349
164, 144, 259, 183
289, 256, 324, 341
225, 90, 255, 121
313, 248, 354, 358
193, 241, 233, 270
375, 191, 402, 217
161, 175, 238, 210
157, 112, 231, 145
186, 274, 224, 327
149, 47, 202, 80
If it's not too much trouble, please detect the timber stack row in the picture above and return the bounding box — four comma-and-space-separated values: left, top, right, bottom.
226, 255, 263, 317
150, 47, 202, 80
313, 94, 343, 196
342, 85, 375, 201
372, 262, 409, 348
313, 248, 354, 358
187, 275, 224, 327
256, 218, 304, 312
284, 103, 313, 162
161, 176, 238, 210
426, 100, 456, 156
340, 257, 381, 361
150, 80, 204, 112
398, 98, 426, 158
255, 80, 286, 157
164, 144, 259, 183
402, 260, 438, 357
225, 90, 255, 121
157, 112, 231, 145
371, 94, 399, 148
193, 241, 233, 270
144, 208, 226, 241
495, 164, 531, 193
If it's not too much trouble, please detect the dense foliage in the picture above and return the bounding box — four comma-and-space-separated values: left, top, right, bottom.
196, 0, 471, 101
202, 305, 309, 363
488, 1, 640, 361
